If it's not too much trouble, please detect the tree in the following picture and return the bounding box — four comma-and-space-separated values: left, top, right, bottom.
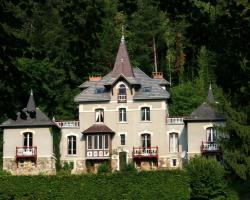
219, 101, 250, 180
186, 156, 229, 199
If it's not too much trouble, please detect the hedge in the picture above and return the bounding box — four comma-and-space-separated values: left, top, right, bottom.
0, 170, 190, 200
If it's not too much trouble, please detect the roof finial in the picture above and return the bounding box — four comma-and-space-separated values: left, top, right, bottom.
30, 89, 33, 96
121, 25, 125, 43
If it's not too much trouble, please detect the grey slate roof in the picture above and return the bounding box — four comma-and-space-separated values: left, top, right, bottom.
74, 68, 170, 102
75, 37, 170, 103
0, 92, 55, 128
185, 86, 225, 122
79, 81, 98, 89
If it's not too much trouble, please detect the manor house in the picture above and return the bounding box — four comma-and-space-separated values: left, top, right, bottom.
0, 37, 225, 174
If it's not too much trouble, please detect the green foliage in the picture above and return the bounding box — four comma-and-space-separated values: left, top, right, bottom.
97, 161, 111, 174
121, 162, 137, 173
51, 126, 62, 172
0, 170, 190, 199
169, 81, 205, 116
186, 156, 230, 200
218, 101, 250, 180
0, 129, 3, 170
0, 170, 11, 176
196, 46, 217, 93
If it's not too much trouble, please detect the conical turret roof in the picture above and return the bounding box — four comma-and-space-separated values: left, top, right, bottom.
111, 37, 134, 78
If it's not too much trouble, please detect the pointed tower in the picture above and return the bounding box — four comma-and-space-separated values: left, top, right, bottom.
27, 90, 36, 113
207, 84, 214, 103
111, 36, 134, 78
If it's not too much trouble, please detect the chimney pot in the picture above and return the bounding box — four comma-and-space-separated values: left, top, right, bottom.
89, 75, 102, 81
152, 72, 163, 79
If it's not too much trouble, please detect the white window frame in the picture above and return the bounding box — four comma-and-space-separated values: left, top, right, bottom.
95, 109, 104, 123
67, 135, 76, 155
141, 133, 151, 148
87, 134, 109, 150
119, 108, 127, 122
206, 127, 217, 142
169, 133, 178, 153
141, 107, 150, 121
23, 132, 33, 147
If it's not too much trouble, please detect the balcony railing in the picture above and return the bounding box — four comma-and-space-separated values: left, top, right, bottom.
16, 146, 37, 158
166, 117, 184, 124
118, 94, 127, 103
201, 142, 220, 153
86, 149, 110, 159
132, 146, 158, 158
55, 121, 80, 128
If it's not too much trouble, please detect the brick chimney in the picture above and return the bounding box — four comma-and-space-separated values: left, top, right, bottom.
152, 72, 163, 79
89, 75, 102, 81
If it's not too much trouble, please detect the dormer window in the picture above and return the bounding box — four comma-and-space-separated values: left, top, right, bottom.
95, 109, 104, 123
118, 84, 127, 103
142, 87, 151, 92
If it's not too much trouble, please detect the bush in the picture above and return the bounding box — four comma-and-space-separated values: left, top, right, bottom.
0, 170, 190, 199
97, 161, 110, 174
0, 170, 11, 176
121, 161, 137, 173
186, 156, 229, 200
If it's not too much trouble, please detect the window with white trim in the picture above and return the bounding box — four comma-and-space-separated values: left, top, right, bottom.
141, 133, 151, 148
118, 84, 127, 102
67, 136, 76, 155
95, 109, 104, 122
141, 107, 150, 121
119, 108, 127, 122
87, 134, 109, 150
120, 134, 126, 145
206, 127, 216, 142
169, 133, 178, 153
24, 132, 33, 147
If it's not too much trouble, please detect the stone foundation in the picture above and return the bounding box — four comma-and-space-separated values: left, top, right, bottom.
3, 157, 56, 175
61, 160, 86, 174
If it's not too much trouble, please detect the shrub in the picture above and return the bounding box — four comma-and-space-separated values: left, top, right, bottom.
186, 156, 228, 200
97, 161, 110, 174
121, 161, 137, 173
0, 170, 190, 199
0, 170, 11, 176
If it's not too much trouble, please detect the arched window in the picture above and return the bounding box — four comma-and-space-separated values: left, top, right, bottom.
95, 109, 104, 123
68, 136, 76, 155
118, 84, 127, 102
141, 133, 151, 148
23, 132, 33, 147
141, 107, 150, 121
169, 133, 178, 153
206, 127, 216, 142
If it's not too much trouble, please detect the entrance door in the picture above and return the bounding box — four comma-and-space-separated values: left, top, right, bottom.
119, 151, 127, 171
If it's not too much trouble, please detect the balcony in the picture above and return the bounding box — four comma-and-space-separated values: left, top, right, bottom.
132, 146, 158, 158
16, 146, 37, 166
86, 149, 110, 159
166, 117, 184, 125
55, 121, 80, 128
118, 94, 127, 103
201, 142, 220, 153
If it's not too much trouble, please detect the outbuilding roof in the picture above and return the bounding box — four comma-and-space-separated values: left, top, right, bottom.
0, 91, 55, 128
185, 85, 225, 122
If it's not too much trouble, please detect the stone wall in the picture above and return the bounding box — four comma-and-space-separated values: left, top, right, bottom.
3, 157, 56, 175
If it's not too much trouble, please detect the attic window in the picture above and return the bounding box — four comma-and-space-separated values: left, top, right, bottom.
95, 88, 105, 94
142, 87, 152, 92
